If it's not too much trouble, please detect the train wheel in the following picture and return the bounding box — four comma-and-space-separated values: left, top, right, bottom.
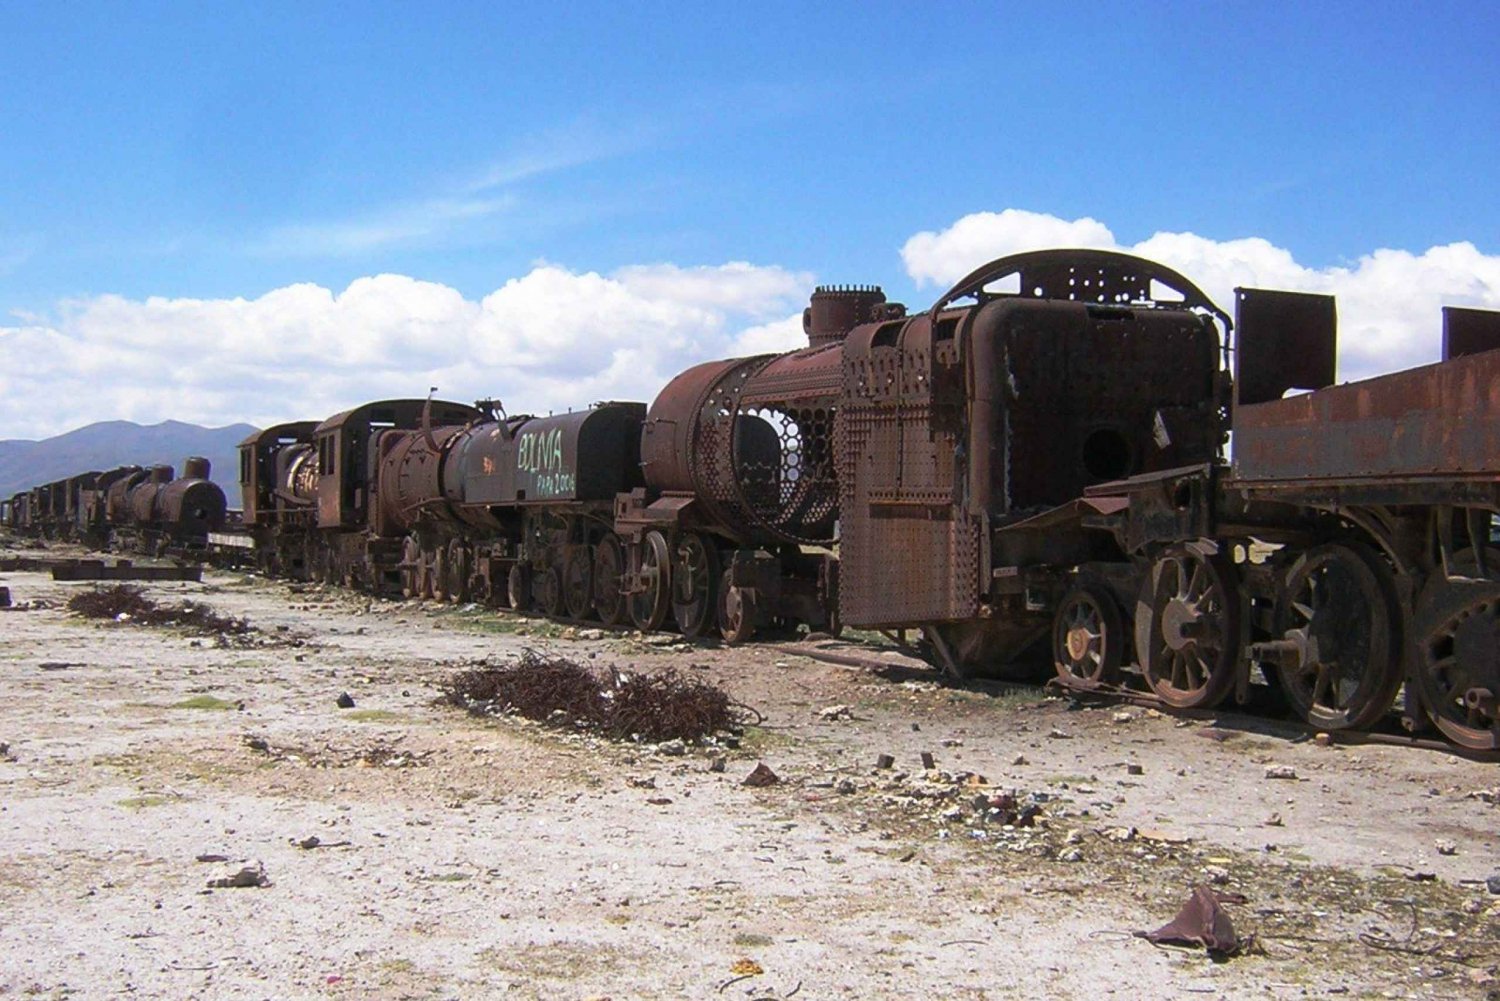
671, 533, 719, 638
1136, 545, 1240, 709
507, 563, 532, 612
629, 530, 671, 631
563, 546, 594, 621
592, 534, 627, 626
1412, 550, 1500, 750
1273, 544, 1402, 731
432, 545, 451, 602
445, 541, 469, 603
1051, 585, 1124, 690
400, 537, 422, 598
538, 565, 565, 618
718, 569, 757, 644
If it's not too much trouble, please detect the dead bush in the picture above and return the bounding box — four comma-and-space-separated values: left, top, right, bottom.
67, 584, 252, 634
443, 649, 742, 743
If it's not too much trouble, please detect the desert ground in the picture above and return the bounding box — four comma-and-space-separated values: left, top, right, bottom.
2, 536, 1498, 1000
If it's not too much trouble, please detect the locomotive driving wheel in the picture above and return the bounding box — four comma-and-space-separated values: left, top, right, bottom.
1412, 550, 1500, 750
671, 532, 719, 638
592, 534, 627, 626
1051, 585, 1124, 690
538, 565, 565, 618
717, 569, 757, 644
563, 545, 594, 621
1136, 544, 1241, 709
629, 530, 671, 631
400, 536, 422, 598
507, 562, 532, 612
445, 540, 469, 603
431, 545, 451, 602
1272, 544, 1402, 730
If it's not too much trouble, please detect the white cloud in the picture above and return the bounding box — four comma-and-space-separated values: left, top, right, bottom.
0, 261, 813, 441
901, 211, 1500, 380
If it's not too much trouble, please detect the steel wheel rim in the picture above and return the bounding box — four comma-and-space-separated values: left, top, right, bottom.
1275, 545, 1399, 730
564, 547, 594, 620
1140, 547, 1240, 709
630, 530, 671, 631
1052, 586, 1122, 689
1415, 578, 1500, 750
593, 535, 626, 626
672, 533, 718, 638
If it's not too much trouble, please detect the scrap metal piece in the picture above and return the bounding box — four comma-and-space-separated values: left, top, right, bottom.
1138, 885, 1246, 956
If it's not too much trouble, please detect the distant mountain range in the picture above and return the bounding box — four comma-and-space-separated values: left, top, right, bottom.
0, 420, 258, 501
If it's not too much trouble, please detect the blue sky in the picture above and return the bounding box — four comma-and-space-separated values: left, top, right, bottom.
2, 1, 1498, 437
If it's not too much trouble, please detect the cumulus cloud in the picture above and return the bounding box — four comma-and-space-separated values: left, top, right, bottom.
902, 211, 1500, 381
0, 261, 812, 441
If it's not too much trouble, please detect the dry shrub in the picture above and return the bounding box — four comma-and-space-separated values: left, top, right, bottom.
443, 649, 740, 743
67, 584, 252, 634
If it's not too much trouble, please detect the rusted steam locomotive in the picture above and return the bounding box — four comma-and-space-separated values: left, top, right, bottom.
4, 459, 227, 554
8, 247, 1499, 750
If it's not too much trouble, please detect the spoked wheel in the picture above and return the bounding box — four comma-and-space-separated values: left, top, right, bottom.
1051, 585, 1124, 690
630, 530, 671, 631
431, 545, 451, 602
1136, 545, 1241, 709
1413, 550, 1500, 750
717, 569, 758, 644
507, 562, 532, 612
671, 532, 719, 638
1273, 544, 1402, 730
563, 545, 594, 621
445, 540, 469, 603
400, 536, 422, 598
538, 565, 565, 618
592, 534, 627, 626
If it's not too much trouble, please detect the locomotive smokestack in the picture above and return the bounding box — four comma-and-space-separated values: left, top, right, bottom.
149, 465, 174, 484
183, 456, 211, 480
803, 286, 904, 348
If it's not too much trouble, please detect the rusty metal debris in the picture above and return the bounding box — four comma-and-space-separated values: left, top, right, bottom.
1137, 885, 1250, 957
443, 650, 744, 743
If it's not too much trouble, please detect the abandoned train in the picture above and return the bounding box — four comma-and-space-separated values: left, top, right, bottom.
6, 248, 1500, 750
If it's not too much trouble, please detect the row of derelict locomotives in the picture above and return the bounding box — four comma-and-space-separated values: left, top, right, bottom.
5, 248, 1499, 752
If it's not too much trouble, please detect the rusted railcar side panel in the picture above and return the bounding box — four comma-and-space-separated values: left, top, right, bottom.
837, 312, 980, 627
1231, 348, 1500, 484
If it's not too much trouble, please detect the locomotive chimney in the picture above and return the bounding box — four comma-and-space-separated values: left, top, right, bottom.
149, 464, 174, 484
182, 456, 211, 480
803, 286, 904, 348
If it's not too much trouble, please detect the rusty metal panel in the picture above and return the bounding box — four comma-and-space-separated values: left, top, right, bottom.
1234, 288, 1336, 406
1232, 349, 1500, 484
1443, 306, 1500, 360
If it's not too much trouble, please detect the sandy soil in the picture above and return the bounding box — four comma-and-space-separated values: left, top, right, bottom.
2, 537, 1499, 1000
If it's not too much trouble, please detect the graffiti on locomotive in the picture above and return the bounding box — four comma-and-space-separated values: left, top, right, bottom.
515, 426, 576, 498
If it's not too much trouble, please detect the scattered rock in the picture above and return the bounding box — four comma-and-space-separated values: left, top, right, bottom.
1105, 826, 1137, 842
875, 753, 895, 770
1314, 732, 1334, 747
208, 864, 269, 889
707, 756, 726, 774
38, 662, 75, 671
1126, 763, 1144, 776
1011, 754, 1029, 766
835, 778, 857, 795
1197, 728, 1234, 742
816, 704, 854, 721
1048, 728, 1072, 739
742, 762, 780, 787
195, 853, 229, 863
1111, 711, 1134, 724
1059, 848, 1083, 863
335, 692, 356, 709
297, 836, 321, 850
1436, 839, 1458, 856
1265, 812, 1283, 827
655, 738, 687, 757
244, 735, 270, 753
1264, 764, 1297, 780
920, 751, 936, 770
578, 628, 606, 640
1204, 865, 1230, 885
1486, 874, 1500, 895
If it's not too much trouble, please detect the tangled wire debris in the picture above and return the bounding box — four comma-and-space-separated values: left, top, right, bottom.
443, 650, 748, 743
67, 584, 252, 634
